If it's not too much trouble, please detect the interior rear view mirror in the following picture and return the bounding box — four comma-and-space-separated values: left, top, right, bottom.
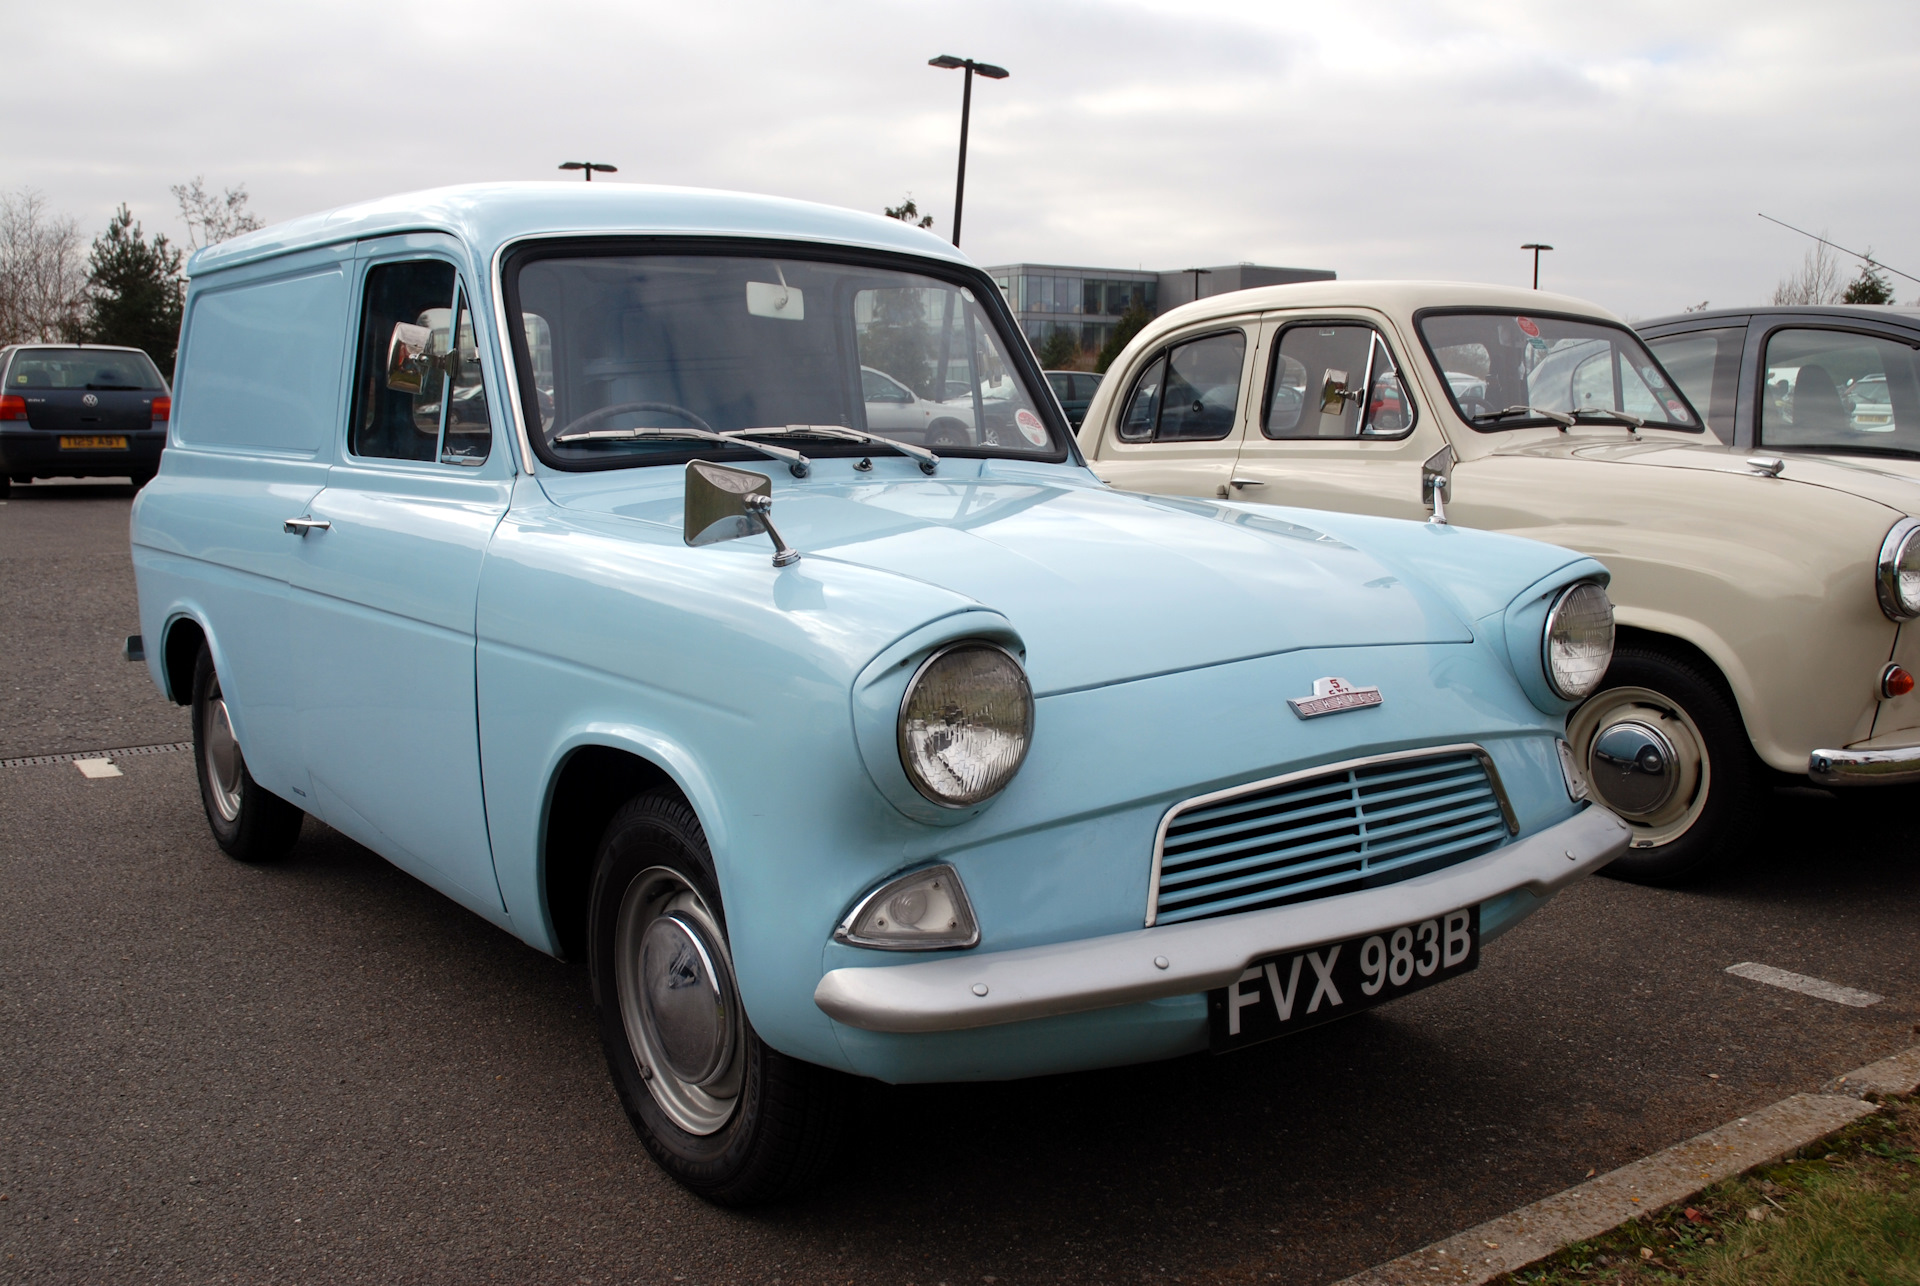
385, 322, 433, 394
746, 280, 805, 321
685, 459, 800, 566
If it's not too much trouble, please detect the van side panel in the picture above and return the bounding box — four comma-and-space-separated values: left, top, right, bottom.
131, 246, 354, 801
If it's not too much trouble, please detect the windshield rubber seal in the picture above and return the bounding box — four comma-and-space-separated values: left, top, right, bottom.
1411, 305, 1705, 435
500, 235, 1080, 474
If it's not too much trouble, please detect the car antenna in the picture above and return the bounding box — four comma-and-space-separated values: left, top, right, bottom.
1757, 214, 1920, 287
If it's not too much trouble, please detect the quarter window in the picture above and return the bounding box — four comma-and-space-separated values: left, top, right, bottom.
1760, 328, 1920, 452
1644, 327, 1743, 440
1116, 331, 1245, 442
1264, 324, 1412, 439
351, 260, 491, 465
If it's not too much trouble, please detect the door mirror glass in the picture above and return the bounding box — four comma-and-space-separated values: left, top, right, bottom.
385, 321, 434, 395
684, 460, 799, 566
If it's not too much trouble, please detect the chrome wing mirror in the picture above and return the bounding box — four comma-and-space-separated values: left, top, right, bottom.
684, 460, 800, 567
1422, 445, 1455, 525
385, 321, 436, 394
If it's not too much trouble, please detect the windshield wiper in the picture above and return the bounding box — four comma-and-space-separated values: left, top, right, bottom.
1471, 405, 1576, 428
551, 426, 811, 476
85, 383, 145, 391
1569, 407, 1644, 432
731, 425, 940, 475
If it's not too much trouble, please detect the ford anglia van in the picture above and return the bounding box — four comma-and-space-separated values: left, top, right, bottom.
130, 185, 1628, 1204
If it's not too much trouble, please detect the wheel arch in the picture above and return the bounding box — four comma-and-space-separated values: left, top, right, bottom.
161, 611, 210, 706
537, 737, 726, 962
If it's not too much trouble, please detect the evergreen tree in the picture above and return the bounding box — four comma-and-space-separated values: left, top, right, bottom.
82, 205, 184, 371
1095, 305, 1153, 374
1036, 327, 1081, 370
1843, 263, 1894, 305
883, 196, 934, 230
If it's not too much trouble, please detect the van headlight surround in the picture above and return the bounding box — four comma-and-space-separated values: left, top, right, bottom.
1877, 517, 1920, 622
897, 642, 1034, 808
1543, 581, 1615, 700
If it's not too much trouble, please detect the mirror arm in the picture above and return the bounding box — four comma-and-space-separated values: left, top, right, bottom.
1422, 445, 1456, 526
743, 494, 801, 567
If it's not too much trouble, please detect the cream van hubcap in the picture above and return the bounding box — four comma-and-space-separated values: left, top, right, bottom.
1570, 685, 1709, 847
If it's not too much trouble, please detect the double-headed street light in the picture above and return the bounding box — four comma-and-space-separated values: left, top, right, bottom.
1521, 242, 1553, 290
928, 54, 1008, 248
559, 161, 618, 182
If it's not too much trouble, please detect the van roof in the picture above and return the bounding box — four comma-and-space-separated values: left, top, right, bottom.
187, 181, 973, 277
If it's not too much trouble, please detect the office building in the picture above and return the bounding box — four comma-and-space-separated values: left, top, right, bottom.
984, 261, 1337, 355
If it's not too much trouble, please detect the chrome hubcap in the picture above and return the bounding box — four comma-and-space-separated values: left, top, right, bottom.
1569, 685, 1709, 848
203, 683, 244, 823
614, 867, 743, 1135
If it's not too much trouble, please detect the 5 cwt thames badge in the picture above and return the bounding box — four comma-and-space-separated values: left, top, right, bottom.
1287, 676, 1383, 718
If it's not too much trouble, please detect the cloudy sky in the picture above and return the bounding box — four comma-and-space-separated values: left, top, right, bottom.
9, 0, 1916, 318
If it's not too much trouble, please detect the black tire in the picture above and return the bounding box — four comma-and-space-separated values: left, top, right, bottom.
588, 789, 846, 1206
1572, 644, 1760, 884
0, 475, 9, 500
190, 644, 303, 862
129, 470, 156, 491
926, 418, 970, 448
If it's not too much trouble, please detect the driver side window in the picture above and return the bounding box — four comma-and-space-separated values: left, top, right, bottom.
350, 259, 491, 465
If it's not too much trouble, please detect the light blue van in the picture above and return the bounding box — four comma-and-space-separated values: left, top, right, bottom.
130, 183, 1628, 1204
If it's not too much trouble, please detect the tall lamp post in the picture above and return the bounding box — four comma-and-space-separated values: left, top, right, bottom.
928, 55, 1008, 248
1182, 266, 1213, 304
1521, 242, 1553, 290
559, 161, 618, 182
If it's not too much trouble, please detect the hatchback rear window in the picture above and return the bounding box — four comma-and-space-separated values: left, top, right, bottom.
7, 348, 167, 391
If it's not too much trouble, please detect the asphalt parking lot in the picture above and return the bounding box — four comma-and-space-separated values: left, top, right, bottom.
3, 482, 1917, 1285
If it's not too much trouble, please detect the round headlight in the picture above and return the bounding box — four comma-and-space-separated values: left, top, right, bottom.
1543, 581, 1614, 700
1877, 518, 1920, 621
897, 643, 1034, 808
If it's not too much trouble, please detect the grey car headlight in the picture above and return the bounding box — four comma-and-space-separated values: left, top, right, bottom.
1543, 581, 1615, 700
1878, 517, 1920, 621
897, 642, 1033, 808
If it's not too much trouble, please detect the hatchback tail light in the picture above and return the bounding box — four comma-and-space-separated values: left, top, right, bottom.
0, 394, 27, 421
150, 396, 170, 421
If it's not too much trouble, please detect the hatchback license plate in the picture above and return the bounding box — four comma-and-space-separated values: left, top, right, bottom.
1208, 907, 1479, 1052
59, 435, 128, 450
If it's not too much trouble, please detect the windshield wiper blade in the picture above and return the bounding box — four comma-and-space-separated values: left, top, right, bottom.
551, 426, 811, 476
1569, 407, 1645, 430
1471, 404, 1576, 428
730, 425, 939, 474
85, 383, 144, 391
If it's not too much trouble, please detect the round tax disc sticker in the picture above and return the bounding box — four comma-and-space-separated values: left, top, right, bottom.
1666, 400, 1690, 420
1015, 407, 1049, 446
1516, 316, 1540, 338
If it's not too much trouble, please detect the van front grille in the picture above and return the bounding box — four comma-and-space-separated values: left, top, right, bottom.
1149, 748, 1515, 925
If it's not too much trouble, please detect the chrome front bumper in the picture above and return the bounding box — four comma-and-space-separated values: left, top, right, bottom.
1809, 744, 1920, 785
814, 805, 1630, 1034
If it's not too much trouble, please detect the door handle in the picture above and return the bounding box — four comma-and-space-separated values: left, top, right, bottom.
283, 517, 331, 535
1228, 477, 1267, 488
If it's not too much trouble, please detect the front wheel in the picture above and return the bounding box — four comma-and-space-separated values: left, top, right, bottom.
588, 790, 846, 1205
190, 643, 304, 862
1569, 645, 1758, 884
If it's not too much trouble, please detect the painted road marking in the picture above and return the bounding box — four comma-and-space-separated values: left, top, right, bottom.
73, 758, 123, 779
1725, 961, 1882, 1008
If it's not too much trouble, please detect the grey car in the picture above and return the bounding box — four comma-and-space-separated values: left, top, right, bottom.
0, 344, 170, 496
1637, 304, 1920, 451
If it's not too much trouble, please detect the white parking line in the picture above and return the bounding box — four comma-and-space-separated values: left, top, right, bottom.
73, 757, 123, 779
1725, 961, 1882, 1008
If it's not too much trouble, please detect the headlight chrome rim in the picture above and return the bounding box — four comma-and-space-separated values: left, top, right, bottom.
1877, 517, 1920, 622
1543, 581, 1615, 701
896, 641, 1034, 809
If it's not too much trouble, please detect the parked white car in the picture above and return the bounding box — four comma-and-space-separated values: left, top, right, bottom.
1079, 281, 1920, 882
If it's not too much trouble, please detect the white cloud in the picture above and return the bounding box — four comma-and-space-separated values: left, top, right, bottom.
5, 0, 1916, 314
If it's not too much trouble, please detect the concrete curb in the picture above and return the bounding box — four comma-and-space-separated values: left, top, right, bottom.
1333, 1045, 1920, 1286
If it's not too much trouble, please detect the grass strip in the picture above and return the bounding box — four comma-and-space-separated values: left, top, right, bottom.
1494, 1096, 1920, 1285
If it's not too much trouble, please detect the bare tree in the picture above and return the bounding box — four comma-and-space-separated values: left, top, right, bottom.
171, 176, 264, 251
1771, 238, 1845, 305
0, 188, 86, 344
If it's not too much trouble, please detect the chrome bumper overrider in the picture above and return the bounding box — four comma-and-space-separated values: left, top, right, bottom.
814, 805, 1630, 1034
1809, 744, 1920, 786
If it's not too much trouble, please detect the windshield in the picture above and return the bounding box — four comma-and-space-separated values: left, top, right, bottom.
507, 249, 1060, 469
7, 348, 166, 391
1417, 311, 1700, 431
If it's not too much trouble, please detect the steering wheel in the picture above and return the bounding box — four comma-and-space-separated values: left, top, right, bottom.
549, 401, 715, 441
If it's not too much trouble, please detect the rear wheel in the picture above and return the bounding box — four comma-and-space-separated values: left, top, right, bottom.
0, 476, 9, 499
191, 644, 303, 862
1569, 645, 1758, 884
589, 789, 846, 1205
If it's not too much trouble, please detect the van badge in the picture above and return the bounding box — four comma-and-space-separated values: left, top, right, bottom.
1288, 677, 1383, 718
